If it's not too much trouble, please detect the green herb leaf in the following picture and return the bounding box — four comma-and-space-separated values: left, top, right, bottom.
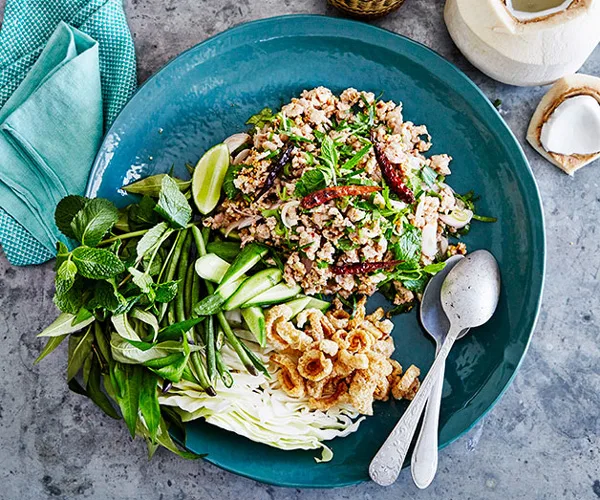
128, 196, 160, 229
246, 107, 275, 129
393, 224, 422, 267
70, 198, 119, 247
422, 262, 446, 274
87, 281, 121, 312
55, 259, 77, 296
55, 195, 87, 239
319, 135, 339, 178
67, 326, 94, 381
139, 373, 161, 442
155, 176, 192, 229
123, 174, 190, 197
136, 222, 170, 261
55, 241, 71, 271
112, 363, 142, 437
53, 279, 86, 314
341, 144, 371, 171
86, 358, 120, 419
72, 246, 125, 279
38, 312, 95, 338
295, 169, 327, 197
129, 268, 154, 294
34, 335, 68, 364
153, 281, 179, 303
223, 164, 243, 200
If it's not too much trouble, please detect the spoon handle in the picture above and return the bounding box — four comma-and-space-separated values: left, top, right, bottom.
410, 359, 445, 489
368, 324, 462, 486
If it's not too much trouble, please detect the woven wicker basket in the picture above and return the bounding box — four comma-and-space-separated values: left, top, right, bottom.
328, 0, 406, 17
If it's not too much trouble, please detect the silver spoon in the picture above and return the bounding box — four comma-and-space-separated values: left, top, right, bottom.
369, 250, 501, 486
412, 255, 468, 488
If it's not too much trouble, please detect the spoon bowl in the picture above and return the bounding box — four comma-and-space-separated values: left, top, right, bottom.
441, 250, 502, 330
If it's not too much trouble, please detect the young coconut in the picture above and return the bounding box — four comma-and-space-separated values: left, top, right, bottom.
444, 0, 600, 86
527, 74, 600, 175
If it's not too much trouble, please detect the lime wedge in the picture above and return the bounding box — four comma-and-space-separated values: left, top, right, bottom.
192, 143, 230, 214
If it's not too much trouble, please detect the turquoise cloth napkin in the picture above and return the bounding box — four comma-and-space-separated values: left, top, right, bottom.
0, 0, 137, 266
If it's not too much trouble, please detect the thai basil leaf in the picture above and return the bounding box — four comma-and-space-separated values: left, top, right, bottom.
38, 311, 95, 338
34, 335, 68, 364
72, 246, 125, 279
70, 198, 119, 247
112, 363, 142, 437
55, 195, 87, 239
154, 176, 192, 229
82, 353, 93, 386
123, 174, 190, 197
86, 358, 120, 419
67, 326, 94, 381
128, 196, 160, 229
139, 373, 160, 442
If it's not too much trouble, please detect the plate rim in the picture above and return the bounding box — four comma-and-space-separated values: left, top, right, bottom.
87, 14, 546, 488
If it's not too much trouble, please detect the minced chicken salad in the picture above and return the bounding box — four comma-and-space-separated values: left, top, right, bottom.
37, 87, 493, 462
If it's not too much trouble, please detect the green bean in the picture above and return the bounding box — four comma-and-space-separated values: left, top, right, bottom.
215, 351, 234, 388
190, 351, 216, 397
159, 229, 187, 321
204, 316, 217, 384
192, 225, 256, 376
175, 231, 193, 323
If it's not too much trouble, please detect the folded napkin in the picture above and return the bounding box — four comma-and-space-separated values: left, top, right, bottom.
0, 0, 137, 266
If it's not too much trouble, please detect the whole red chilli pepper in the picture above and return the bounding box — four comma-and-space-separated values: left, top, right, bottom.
301, 185, 381, 209
370, 131, 415, 204
256, 144, 295, 200
331, 260, 403, 275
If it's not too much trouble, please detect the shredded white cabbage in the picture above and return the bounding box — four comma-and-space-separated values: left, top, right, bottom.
158, 343, 365, 461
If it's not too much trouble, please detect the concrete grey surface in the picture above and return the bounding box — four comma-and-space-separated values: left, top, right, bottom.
0, 0, 599, 499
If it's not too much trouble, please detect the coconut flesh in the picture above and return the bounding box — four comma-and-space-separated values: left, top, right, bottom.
540, 95, 600, 156
444, 0, 600, 86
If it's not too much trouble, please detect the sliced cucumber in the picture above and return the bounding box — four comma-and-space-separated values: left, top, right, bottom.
195, 253, 230, 283
217, 243, 268, 292
241, 307, 266, 347
223, 268, 282, 311
193, 276, 245, 316
242, 283, 302, 308
305, 297, 331, 313
284, 297, 312, 317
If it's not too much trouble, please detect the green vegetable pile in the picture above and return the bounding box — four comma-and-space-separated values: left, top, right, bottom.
36, 160, 288, 458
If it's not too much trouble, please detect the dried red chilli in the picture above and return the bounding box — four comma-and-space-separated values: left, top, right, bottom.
370, 131, 415, 204
330, 260, 403, 275
301, 185, 381, 209
256, 144, 295, 200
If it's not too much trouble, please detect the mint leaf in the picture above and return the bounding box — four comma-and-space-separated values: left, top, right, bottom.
87, 281, 121, 312
295, 169, 326, 197
223, 164, 242, 200
422, 262, 446, 274
154, 281, 179, 303
55, 259, 77, 295
71, 198, 119, 247
55, 241, 70, 271
136, 222, 170, 260
72, 246, 125, 279
393, 224, 421, 267
55, 195, 87, 239
155, 176, 192, 229
54, 278, 85, 314
129, 267, 153, 294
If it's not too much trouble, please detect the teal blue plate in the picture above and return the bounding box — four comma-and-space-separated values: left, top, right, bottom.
87, 15, 545, 488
